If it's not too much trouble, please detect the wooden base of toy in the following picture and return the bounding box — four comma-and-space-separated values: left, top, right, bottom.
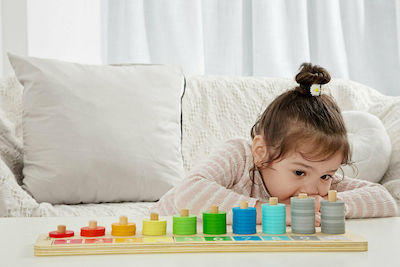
34, 227, 367, 256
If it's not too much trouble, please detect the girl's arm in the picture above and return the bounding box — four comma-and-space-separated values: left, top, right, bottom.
157, 139, 258, 224
330, 175, 399, 218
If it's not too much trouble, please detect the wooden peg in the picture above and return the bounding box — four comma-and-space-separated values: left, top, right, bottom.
150, 213, 159, 221
299, 193, 308, 199
57, 225, 66, 233
328, 190, 337, 202
119, 216, 128, 225
89, 220, 97, 229
240, 201, 248, 209
180, 209, 189, 217
269, 197, 278, 205
210, 205, 219, 214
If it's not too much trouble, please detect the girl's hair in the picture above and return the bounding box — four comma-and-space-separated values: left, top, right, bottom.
249, 62, 356, 184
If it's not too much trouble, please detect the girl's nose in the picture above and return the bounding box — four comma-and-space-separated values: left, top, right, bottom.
299, 183, 319, 196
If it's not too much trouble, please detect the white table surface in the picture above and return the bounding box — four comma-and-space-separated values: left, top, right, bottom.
0, 216, 399, 267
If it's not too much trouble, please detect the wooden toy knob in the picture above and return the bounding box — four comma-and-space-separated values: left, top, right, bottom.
57, 225, 66, 233
89, 220, 97, 229
210, 205, 219, 214
150, 213, 159, 221
240, 201, 248, 209
50, 225, 74, 238
328, 190, 337, 202
269, 197, 278, 205
180, 209, 189, 217
119, 216, 128, 225
299, 193, 308, 199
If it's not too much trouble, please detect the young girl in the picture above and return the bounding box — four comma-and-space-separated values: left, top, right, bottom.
150, 63, 398, 226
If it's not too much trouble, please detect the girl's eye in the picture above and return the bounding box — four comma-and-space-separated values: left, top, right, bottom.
294, 171, 332, 181
321, 175, 332, 180
295, 170, 305, 176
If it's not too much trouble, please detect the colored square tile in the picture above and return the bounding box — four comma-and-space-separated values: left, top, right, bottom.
114, 237, 143, 243
261, 235, 291, 241
143, 236, 174, 243
291, 235, 320, 240
84, 238, 113, 244
174, 236, 204, 242
53, 239, 83, 245
204, 236, 233, 241
233, 236, 262, 241
319, 235, 349, 241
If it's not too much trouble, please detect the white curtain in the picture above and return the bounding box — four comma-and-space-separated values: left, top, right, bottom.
103, 0, 400, 96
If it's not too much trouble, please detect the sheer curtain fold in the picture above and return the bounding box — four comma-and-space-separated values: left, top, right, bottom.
104, 0, 400, 96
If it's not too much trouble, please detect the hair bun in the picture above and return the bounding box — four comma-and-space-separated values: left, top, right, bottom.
295, 63, 331, 95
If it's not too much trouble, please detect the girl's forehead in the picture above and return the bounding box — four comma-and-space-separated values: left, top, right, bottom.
285, 149, 343, 165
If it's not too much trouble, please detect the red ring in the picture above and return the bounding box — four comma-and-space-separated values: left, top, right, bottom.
49, 230, 74, 238
80, 226, 106, 237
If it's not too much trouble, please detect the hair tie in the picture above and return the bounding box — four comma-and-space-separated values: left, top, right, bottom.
299, 84, 311, 90
299, 83, 326, 96
310, 84, 326, 96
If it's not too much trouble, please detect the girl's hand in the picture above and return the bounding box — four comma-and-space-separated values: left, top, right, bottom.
255, 200, 264, 224
315, 211, 321, 227
308, 194, 328, 213
286, 204, 292, 226
309, 194, 327, 227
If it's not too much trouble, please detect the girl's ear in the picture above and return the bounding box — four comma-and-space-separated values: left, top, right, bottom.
252, 135, 267, 167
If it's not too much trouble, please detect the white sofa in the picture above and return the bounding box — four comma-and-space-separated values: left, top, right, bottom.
0, 75, 399, 217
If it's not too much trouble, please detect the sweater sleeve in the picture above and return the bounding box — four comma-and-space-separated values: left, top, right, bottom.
330, 174, 399, 218
153, 139, 258, 224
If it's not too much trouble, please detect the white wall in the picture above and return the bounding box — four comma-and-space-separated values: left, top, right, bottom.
27, 0, 102, 64
1, 0, 28, 77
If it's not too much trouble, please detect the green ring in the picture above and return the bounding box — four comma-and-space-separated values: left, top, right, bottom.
203, 212, 226, 235
173, 215, 197, 235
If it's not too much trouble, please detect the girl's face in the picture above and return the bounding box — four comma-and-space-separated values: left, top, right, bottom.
252, 135, 343, 204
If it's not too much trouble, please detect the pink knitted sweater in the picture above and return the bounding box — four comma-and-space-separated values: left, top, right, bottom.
151, 138, 398, 224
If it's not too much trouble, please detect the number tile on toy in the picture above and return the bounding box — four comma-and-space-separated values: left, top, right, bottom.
261, 235, 291, 241
204, 236, 232, 241
53, 239, 82, 245
233, 236, 262, 241
84, 238, 113, 244
115, 237, 143, 243
174, 236, 204, 242
143, 236, 174, 243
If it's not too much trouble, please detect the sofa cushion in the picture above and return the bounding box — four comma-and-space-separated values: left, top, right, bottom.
8, 54, 185, 204
341, 111, 391, 183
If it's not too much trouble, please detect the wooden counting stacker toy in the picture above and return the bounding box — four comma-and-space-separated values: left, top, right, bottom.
34, 195, 368, 256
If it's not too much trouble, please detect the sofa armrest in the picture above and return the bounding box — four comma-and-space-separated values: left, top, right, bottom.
0, 158, 40, 217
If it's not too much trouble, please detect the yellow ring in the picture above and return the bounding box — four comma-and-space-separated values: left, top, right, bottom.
142, 219, 167, 236
111, 222, 136, 236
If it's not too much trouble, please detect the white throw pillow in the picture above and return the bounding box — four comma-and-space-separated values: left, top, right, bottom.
8, 53, 185, 204
342, 110, 391, 183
